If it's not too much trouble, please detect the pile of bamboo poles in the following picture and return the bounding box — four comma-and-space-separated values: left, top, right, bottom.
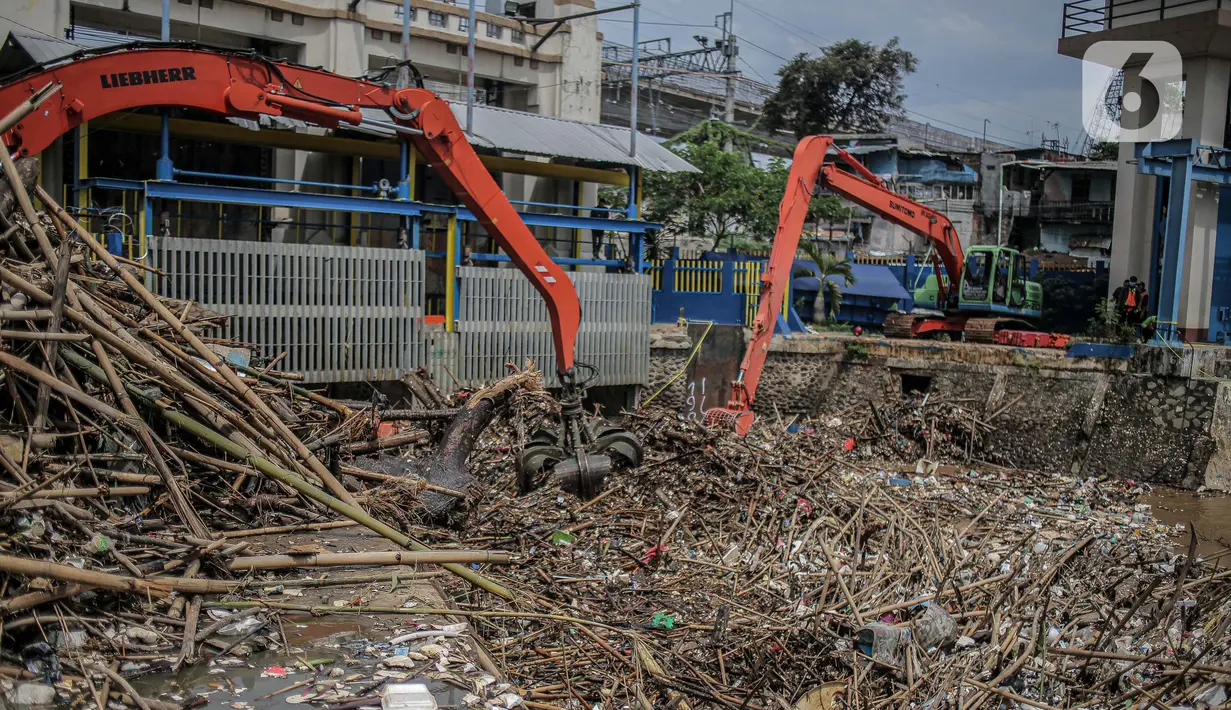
451, 406, 1231, 710
0, 98, 520, 707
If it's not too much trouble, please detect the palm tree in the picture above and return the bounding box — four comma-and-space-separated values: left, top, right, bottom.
795, 241, 855, 323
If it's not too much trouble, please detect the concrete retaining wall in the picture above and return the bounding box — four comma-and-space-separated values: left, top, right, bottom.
648, 326, 1231, 490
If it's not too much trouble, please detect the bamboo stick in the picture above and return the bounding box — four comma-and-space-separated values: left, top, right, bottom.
340, 430, 430, 454
32, 233, 73, 429
88, 337, 212, 539
60, 349, 513, 600
227, 550, 512, 571
220, 520, 359, 538
0, 554, 241, 596
0, 330, 88, 341
0, 486, 150, 499
0, 309, 54, 321
0, 349, 136, 426
38, 185, 361, 509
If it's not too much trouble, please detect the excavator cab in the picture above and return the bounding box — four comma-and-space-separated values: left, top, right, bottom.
911, 246, 1042, 319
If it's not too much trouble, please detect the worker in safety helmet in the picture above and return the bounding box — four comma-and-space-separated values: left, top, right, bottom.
1123, 276, 1139, 321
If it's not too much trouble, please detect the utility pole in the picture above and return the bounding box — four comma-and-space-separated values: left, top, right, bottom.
157, 0, 172, 180
721, 2, 737, 124
466, 0, 476, 133
982, 119, 989, 152
629, 0, 640, 157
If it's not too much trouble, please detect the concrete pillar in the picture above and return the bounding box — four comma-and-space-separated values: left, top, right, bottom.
0, 0, 70, 39
1177, 57, 1231, 341
3, 0, 72, 206
553, 2, 600, 123
1109, 65, 1160, 296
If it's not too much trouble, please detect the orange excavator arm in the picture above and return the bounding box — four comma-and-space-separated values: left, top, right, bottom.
711, 136, 965, 435
0, 44, 581, 378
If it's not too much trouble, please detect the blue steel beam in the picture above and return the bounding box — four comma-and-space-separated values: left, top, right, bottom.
173, 169, 381, 193
1155, 152, 1192, 342
1136, 139, 1231, 185
78, 177, 146, 191
144, 182, 423, 216
456, 207, 661, 233
1132, 139, 1231, 343
468, 253, 624, 267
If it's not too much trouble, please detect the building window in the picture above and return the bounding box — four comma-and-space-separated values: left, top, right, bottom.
429, 11, 446, 27
270, 9, 284, 21
390, 32, 402, 43
292, 13, 305, 25
370, 28, 384, 40
513, 56, 524, 67
511, 29, 523, 43
447, 44, 458, 54
487, 23, 503, 39
394, 5, 416, 21
177, 0, 191, 5
198, 0, 212, 8
458, 17, 469, 33
530, 59, 539, 69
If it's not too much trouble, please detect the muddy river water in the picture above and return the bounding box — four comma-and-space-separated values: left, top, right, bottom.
1140, 487, 1231, 557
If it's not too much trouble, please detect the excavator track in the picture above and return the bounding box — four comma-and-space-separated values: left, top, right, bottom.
883, 312, 922, 339
963, 318, 1003, 344
963, 317, 1036, 344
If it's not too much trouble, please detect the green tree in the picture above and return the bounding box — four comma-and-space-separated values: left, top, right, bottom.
764, 38, 917, 139
1088, 141, 1119, 161
795, 240, 856, 322
643, 122, 850, 251
642, 140, 769, 250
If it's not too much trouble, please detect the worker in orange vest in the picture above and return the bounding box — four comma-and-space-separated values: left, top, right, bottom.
1123, 276, 1139, 322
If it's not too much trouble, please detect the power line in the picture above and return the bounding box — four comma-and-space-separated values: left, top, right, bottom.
599, 19, 715, 28
720, 1, 1080, 142
733, 0, 833, 46
0, 13, 69, 41
738, 57, 770, 84
739, 37, 791, 63
918, 80, 1089, 136
900, 108, 1035, 148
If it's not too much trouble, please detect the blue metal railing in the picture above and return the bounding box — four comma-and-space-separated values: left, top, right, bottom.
172, 169, 382, 193
1062, 0, 1225, 37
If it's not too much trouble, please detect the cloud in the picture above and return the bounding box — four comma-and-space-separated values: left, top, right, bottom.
598, 0, 1087, 145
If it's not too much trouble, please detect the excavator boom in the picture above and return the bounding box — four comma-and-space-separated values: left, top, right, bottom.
708, 135, 968, 435
0, 44, 580, 374
0, 43, 642, 493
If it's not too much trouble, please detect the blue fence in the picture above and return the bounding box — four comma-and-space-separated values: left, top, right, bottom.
649, 248, 1109, 331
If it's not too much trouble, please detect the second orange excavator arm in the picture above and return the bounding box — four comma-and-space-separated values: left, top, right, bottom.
717, 136, 966, 434
724, 136, 833, 424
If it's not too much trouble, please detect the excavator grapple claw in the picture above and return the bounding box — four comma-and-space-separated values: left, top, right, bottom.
516, 387, 642, 498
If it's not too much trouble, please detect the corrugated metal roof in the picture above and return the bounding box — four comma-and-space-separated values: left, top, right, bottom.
1, 32, 89, 65
1010, 159, 1117, 171
354, 104, 697, 172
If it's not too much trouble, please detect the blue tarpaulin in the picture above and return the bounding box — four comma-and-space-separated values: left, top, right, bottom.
791, 264, 912, 301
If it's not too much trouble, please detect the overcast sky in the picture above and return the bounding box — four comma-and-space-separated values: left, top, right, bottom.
596, 0, 1093, 150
